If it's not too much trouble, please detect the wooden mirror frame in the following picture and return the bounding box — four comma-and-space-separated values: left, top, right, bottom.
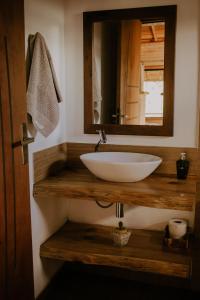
83, 5, 177, 136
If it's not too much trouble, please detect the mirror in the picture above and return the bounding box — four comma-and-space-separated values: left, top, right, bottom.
84, 6, 176, 136
92, 20, 165, 126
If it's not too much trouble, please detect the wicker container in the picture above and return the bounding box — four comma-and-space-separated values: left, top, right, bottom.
163, 225, 191, 251
112, 228, 131, 247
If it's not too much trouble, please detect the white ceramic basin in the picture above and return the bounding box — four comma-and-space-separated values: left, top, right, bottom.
80, 152, 162, 182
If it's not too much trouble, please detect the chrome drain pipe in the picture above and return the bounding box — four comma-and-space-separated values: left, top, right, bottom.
116, 202, 124, 218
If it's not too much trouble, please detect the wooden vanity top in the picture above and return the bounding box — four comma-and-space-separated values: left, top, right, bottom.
33, 168, 196, 211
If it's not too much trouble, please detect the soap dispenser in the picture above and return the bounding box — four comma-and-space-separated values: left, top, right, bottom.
176, 153, 189, 179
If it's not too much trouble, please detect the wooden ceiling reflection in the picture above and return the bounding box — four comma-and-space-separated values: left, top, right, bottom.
141, 22, 165, 43
141, 22, 165, 71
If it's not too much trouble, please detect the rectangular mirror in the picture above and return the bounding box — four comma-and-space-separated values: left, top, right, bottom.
84, 6, 177, 136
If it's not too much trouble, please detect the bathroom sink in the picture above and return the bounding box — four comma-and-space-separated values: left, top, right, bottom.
80, 152, 162, 182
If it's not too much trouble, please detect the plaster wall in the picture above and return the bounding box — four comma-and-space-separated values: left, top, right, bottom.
24, 0, 68, 297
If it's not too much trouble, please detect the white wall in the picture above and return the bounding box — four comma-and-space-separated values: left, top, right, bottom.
63, 0, 197, 237
24, 0, 68, 298
64, 0, 200, 147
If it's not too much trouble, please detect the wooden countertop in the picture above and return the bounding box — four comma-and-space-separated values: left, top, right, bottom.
40, 222, 191, 279
33, 168, 196, 211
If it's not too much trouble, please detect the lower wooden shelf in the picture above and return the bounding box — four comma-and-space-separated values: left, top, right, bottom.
40, 222, 192, 279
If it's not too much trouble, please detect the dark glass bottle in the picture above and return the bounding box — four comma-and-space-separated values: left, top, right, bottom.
176, 153, 189, 179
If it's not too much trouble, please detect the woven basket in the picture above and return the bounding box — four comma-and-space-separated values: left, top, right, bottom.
111, 229, 131, 247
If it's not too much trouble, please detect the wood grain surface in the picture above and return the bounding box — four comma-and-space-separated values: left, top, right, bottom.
33, 143, 67, 183
33, 168, 196, 211
40, 222, 191, 279
0, 1, 34, 298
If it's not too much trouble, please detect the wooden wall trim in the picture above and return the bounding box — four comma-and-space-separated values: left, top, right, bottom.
33, 142, 198, 181
33, 143, 67, 183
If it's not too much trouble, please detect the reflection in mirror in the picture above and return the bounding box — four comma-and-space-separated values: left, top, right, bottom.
92, 20, 165, 126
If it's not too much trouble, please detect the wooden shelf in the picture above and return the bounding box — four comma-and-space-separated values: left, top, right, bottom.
40, 222, 192, 279
33, 168, 196, 211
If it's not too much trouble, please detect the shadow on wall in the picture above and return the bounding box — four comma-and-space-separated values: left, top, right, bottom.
47, 160, 68, 177
67, 200, 193, 231
35, 197, 68, 237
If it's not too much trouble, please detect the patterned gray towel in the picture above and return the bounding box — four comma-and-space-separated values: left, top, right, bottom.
27, 32, 62, 137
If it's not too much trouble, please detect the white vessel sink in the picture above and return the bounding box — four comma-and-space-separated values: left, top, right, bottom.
80, 152, 162, 182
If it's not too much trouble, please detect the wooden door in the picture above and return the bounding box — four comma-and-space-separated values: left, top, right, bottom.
0, 0, 34, 299
119, 20, 142, 125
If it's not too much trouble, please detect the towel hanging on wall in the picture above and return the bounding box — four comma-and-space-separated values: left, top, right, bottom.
27, 32, 63, 137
